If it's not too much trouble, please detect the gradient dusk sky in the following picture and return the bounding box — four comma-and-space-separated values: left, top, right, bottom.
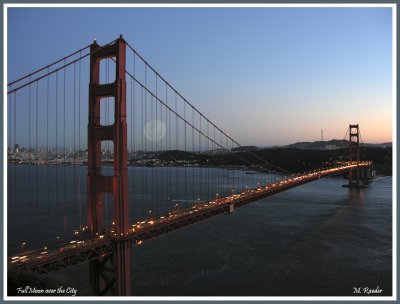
7, 6, 393, 146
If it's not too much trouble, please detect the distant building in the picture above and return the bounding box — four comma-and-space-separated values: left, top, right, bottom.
14, 144, 20, 153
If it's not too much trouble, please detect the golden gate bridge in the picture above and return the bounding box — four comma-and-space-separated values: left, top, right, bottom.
7, 35, 373, 296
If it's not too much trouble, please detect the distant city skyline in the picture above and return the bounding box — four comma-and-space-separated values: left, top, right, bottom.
6, 5, 394, 147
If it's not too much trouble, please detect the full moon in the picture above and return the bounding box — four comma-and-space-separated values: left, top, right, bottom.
144, 119, 166, 142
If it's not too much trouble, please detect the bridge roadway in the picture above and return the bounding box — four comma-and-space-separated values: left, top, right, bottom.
9, 162, 371, 273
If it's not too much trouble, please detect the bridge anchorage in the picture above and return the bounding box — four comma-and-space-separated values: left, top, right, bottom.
7, 35, 374, 297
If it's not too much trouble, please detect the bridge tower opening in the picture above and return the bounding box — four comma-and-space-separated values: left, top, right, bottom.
87, 36, 131, 296
348, 124, 360, 187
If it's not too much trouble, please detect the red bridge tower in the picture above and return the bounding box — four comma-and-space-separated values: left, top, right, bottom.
348, 124, 360, 187
87, 36, 131, 296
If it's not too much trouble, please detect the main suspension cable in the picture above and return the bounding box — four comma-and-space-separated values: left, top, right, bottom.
7, 39, 118, 95
7, 44, 91, 87
126, 41, 289, 174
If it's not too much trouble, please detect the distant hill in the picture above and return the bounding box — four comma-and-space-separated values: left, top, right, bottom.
284, 139, 347, 150
231, 146, 259, 152
283, 140, 392, 150
364, 142, 392, 148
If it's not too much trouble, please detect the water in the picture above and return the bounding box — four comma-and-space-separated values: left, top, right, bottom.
7, 165, 272, 253
7, 166, 392, 296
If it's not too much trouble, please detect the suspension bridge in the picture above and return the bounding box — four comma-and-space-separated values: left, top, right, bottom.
7, 36, 373, 296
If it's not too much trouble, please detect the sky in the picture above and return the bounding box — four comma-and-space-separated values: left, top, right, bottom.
6, 6, 393, 147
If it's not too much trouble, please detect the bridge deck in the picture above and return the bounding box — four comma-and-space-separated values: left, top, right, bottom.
9, 162, 371, 273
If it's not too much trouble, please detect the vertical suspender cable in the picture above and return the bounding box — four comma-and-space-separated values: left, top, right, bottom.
206, 121, 209, 201
150, 76, 154, 217
184, 101, 187, 206
218, 129, 220, 197
155, 75, 158, 216
212, 126, 219, 196
175, 92, 180, 207
8, 91, 11, 155
78, 52, 82, 230
13, 92, 17, 222
199, 115, 202, 202
8, 90, 13, 233
73, 61, 77, 230
28, 77, 32, 230
159, 94, 163, 214
227, 136, 230, 194
63, 60, 67, 235
231, 139, 234, 193
46, 69, 50, 233
35, 81, 39, 237
165, 83, 169, 211
159, 76, 162, 216
7, 91, 11, 208
55, 71, 59, 237
35, 81, 38, 164
162, 86, 165, 213
219, 131, 221, 197
144, 65, 147, 219
220, 131, 223, 197
141, 86, 144, 221
192, 108, 195, 205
